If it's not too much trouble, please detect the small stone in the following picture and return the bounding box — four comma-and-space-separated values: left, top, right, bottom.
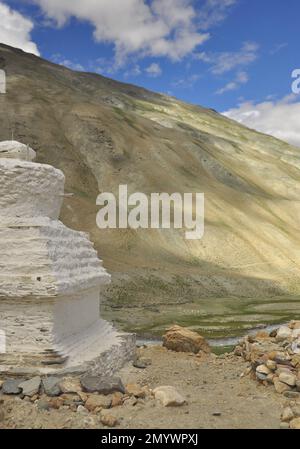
290, 418, 300, 429
279, 372, 297, 387
153, 386, 186, 407
269, 329, 277, 338
133, 357, 151, 369
274, 378, 292, 394
100, 412, 119, 427
19, 376, 41, 397
37, 399, 50, 411
266, 360, 277, 371
125, 384, 146, 398
276, 326, 292, 342
291, 405, 300, 418
48, 397, 64, 409
2, 379, 25, 395
85, 394, 112, 412
292, 329, 300, 339
42, 377, 61, 397
81, 376, 125, 395
284, 391, 300, 399
256, 365, 270, 375
59, 377, 82, 394
281, 407, 294, 422
111, 392, 124, 407
255, 331, 270, 340
77, 405, 88, 414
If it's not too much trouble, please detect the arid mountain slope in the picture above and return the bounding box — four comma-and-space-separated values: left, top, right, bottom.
1, 43, 300, 306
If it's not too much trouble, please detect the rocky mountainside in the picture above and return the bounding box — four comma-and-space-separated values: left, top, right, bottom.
1, 43, 300, 315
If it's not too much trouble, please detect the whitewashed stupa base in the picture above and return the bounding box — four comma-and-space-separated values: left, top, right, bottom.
0, 142, 135, 376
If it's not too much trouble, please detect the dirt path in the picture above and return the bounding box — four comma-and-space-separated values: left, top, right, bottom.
0, 346, 286, 429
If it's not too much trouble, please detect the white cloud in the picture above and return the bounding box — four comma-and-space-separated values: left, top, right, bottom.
145, 62, 162, 77
172, 73, 200, 88
216, 70, 248, 94
223, 94, 300, 147
32, 0, 212, 64
0, 2, 39, 55
198, 0, 237, 30
197, 41, 259, 75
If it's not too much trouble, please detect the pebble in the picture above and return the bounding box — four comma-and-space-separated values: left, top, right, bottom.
125, 384, 147, 398
153, 386, 186, 407
100, 412, 119, 427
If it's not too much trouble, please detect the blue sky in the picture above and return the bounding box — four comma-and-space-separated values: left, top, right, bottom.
1, 0, 300, 146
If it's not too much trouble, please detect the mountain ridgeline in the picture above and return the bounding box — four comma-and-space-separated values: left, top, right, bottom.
1, 43, 300, 316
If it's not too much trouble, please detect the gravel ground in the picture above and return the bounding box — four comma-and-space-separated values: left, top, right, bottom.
0, 345, 287, 429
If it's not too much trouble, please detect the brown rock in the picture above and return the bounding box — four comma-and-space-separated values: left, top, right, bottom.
85, 394, 112, 412
100, 412, 119, 427
255, 331, 270, 340
125, 384, 146, 398
48, 397, 64, 409
274, 378, 292, 394
163, 325, 210, 354
279, 372, 297, 387
111, 392, 124, 407
281, 407, 294, 422
290, 418, 300, 429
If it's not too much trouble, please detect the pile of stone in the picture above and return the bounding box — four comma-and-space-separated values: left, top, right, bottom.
235, 321, 300, 396
0, 374, 186, 426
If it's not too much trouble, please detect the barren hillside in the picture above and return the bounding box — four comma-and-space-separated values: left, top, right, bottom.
1, 43, 300, 335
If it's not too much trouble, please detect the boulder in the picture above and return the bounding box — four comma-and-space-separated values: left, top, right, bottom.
163, 325, 210, 354
153, 386, 186, 407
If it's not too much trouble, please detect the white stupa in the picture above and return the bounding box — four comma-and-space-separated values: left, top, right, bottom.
0, 141, 135, 376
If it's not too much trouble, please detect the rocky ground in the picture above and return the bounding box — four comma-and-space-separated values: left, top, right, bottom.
2, 322, 300, 429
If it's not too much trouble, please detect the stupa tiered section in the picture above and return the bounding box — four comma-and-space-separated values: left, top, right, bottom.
0, 141, 135, 376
